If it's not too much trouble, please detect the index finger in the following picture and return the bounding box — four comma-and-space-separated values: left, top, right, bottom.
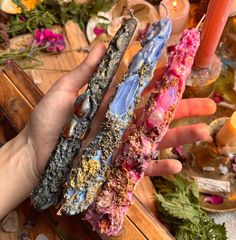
53, 43, 106, 93
174, 98, 216, 119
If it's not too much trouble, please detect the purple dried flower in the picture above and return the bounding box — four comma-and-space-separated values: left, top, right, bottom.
34, 29, 66, 52
19, 15, 26, 21
204, 195, 224, 205
20, 232, 30, 240
93, 26, 106, 36
172, 146, 183, 158
232, 164, 236, 173
25, 209, 37, 228
212, 92, 223, 104
0, 23, 10, 49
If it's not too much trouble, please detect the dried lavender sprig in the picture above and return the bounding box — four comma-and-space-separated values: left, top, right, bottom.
59, 19, 172, 215
30, 17, 137, 210
85, 29, 200, 236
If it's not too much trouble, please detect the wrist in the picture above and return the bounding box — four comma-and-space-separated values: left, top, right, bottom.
0, 126, 38, 219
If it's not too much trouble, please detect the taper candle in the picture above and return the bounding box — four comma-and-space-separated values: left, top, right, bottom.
194, 0, 233, 68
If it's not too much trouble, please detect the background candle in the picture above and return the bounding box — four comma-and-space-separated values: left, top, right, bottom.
216, 111, 236, 147
159, 0, 190, 33
194, 0, 233, 68
230, 0, 236, 16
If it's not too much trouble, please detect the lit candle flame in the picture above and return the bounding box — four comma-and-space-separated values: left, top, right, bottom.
173, 1, 177, 8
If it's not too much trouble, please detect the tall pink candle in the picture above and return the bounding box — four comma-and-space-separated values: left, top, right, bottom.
195, 0, 233, 68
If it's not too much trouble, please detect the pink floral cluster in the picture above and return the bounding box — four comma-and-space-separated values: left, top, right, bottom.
34, 29, 66, 52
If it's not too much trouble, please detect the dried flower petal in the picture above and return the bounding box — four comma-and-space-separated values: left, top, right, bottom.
212, 92, 223, 104
232, 163, 236, 173
25, 209, 37, 228
35, 234, 49, 240
2, 211, 19, 232
204, 195, 224, 205
34, 29, 66, 52
218, 164, 229, 175
20, 232, 30, 240
172, 145, 184, 160
137, 23, 150, 41
93, 26, 106, 36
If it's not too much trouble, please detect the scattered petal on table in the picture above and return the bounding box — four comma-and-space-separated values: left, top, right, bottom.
1, 210, 19, 233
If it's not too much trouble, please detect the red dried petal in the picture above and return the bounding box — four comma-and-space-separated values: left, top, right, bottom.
93, 27, 106, 36
204, 195, 224, 205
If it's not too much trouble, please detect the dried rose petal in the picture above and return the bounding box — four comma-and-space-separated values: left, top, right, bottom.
167, 45, 176, 53
204, 195, 224, 205
93, 26, 106, 36
212, 92, 223, 104
172, 146, 183, 159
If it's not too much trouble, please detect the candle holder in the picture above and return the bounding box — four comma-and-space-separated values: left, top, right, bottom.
184, 54, 222, 98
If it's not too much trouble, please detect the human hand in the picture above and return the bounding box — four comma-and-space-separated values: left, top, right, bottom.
0, 43, 106, 218
144, 97, 216, 176
139, 68, 217, 176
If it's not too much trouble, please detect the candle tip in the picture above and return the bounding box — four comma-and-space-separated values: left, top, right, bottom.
196, 14, 206, 30
160, 3, 169, 19
172, 1, 177, 8
129, 9, 134, 18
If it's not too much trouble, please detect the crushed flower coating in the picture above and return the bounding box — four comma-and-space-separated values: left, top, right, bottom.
59, 19, 172, 215
85, 28, 201, 236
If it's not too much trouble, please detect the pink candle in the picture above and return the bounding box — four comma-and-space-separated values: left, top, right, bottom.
194, 0, 233, 68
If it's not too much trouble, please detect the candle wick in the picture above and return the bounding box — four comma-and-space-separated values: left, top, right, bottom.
196, 14, 206, 30
160, 3, 169, 18
129, 9, 134, 18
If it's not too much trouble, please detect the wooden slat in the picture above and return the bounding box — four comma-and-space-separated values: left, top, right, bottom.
0, 72, 34, 130
127, 196, 174, 240
135, 176, 158, 216
3, 62, 43, 107
100, 217, 147, 240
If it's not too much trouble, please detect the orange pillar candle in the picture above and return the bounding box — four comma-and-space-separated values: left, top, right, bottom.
216, 111, 236, 147
194, 0, 233, 68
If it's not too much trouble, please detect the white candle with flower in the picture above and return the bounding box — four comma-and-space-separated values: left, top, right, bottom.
159, 0, 190, 33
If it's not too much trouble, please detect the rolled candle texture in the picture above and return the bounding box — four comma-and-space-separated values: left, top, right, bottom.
194, 0, 233, 68
85, 28, 200, 236
58, 19, 172, 215
216, 111, 236, 147
30, 17, 137, 211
